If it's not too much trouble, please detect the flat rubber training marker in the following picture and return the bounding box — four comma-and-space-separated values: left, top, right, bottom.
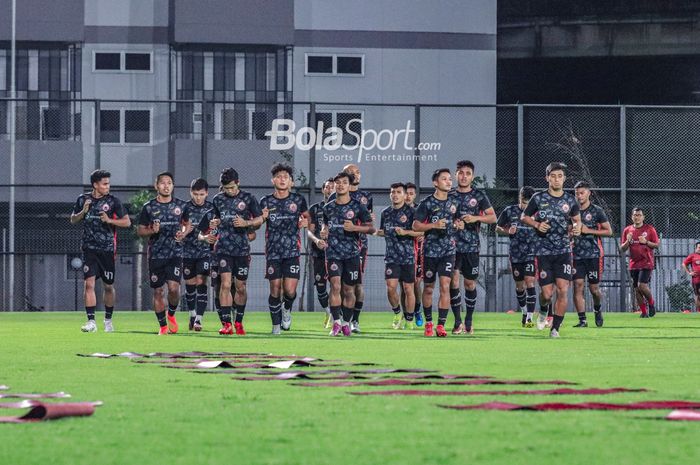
293, 379, 577, 388
666, 409, 700, 421
349, 388, 648, 397
0, 401, 101, 423
0, 392, 72, 399
77, 352, 145, 358
438, 401, 700, 411
0, 386, 8, 390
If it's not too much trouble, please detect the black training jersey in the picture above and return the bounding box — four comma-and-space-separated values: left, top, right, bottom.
329, 189, 373, 249
573, 204, 608, 260
138, 198, 188, 260
497, 204, 536, 264
210, 190, 262, 258
72, 193, 127, 253
308, 200, 327, 258
182, 199, 213, 259
380, 204, 416, 265
414, 194, 460, 258
260, 192, 309, 260
322, 198, 372, 260
452, 188, 492, 253
523, 191, 580, 256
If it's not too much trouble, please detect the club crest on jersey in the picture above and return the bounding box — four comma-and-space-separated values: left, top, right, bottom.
386, 268, 393, 276
641, 232, 648, 237
695, 261, 700, 265
449, 204, 457, 214
540, 271, 547, 279
562, 204, 570, 213
237, 201, 246, 211
173, 207, 182, 216
585, 213, 593, 221
330, 263, 339, 271
101, 203, 110, 212
220, 259, 227, 267
288, 202, 297, 213
513, 269, 520, 277
360, 196, 368, 205
399, 214, 408, 223
469, 198, 478, 207
315, 274, 321, 281
184, 268, 191, 276
345, 210, 355, 220
211, 270, 218, 279
151, 274, 158, 282
267, 266, 275, 275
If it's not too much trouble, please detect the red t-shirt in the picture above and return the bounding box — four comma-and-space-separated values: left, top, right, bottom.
622, 224, 658, 270
683, 253, 700, 284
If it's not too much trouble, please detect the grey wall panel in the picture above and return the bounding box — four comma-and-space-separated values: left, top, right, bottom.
204, 140, 288, 187
85, 0, 169, 27
173, 0, 294, 45
0, 0, 84, 42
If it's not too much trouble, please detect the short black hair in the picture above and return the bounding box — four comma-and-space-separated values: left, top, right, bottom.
90, 169, 110, 185
546, 162, 567, 176
190, 178, 208, 191
405, 182, 417, 191
632, 206, 644, 214
432, 168, 450, 182
220, 168, 239, 185
390, 182, 406, 191
456, 160, 475, 171
520, 186, 535, 200
322, 177, 334, 187
334, 171, 355, 184
574, 181, 591, 190
156, 171, 174, 184
695, 241, 700, 248
271, 163, 293, 177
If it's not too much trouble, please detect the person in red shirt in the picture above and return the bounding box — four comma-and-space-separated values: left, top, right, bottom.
682, 241, 700, 313
620, 207, 660, 317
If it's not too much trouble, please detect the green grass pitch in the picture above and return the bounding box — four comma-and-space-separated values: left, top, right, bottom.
1, 311, 699, 465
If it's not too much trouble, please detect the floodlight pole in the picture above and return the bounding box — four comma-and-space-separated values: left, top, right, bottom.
8, 0, 16, 312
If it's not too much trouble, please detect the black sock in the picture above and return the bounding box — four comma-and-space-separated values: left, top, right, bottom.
404, 310, 414, 321
547, 303, 553, 318
234, 303, 245, 323
330, 305, 342, 321
437, 308, 449, 326
526, 287, 536, 314
392, 306, 401, 315
283, 293, 296, 312
594, 303, 601, 313
414, 302, 422, 314
185, 284, 196, 311
167, 303, 177, 317
268, 296, 282, 325
578, 311, 587, 322
316, 285, 329, 308
214, 295, 221, 311
86, 306, 96, 321
353, 301, 363, 323
155, 311, 167, 328
424, 306, 433, 323
464, 289, 477, 326
342, 306, 354, 322
552, 314, 564, 331
449, 288, 462, 324
516, 289, 527, 311
219, 306, 232, 324
104, 306, 114, 320
196, 284, 207, 318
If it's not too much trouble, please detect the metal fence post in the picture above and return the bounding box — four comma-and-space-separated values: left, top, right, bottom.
414, 105, 421, 191
619, 105, 627, 312
517, 104, 524, 187
306, 102, 317, 312
201, 99, 208, 179
94, 100, 101, 169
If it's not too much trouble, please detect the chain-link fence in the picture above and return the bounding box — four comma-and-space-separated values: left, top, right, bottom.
1, 99, 699, 314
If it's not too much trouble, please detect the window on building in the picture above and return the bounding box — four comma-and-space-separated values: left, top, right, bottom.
98, 109, 151, 145
94, 53, 121, 71
124, 53, 151, 71
306, 54, 364, 76
94, 52, 152, 72
100, 110, 120, 143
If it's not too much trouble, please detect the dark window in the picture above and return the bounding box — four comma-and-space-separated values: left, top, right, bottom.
100, 110, 120, 143
42, 108, 62, 140
307, 55, 333, 74
95, 53, 121, 70
252, 111, 269, 140
125, 110, 150, 143
124, 53, 151, 71
337, 56, 362, 75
